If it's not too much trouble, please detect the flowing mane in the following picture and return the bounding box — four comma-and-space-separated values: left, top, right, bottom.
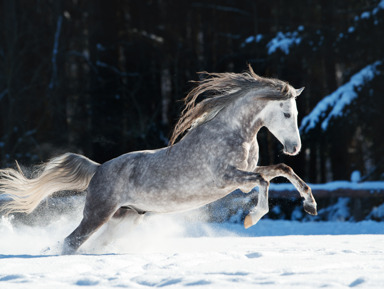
169, 65, 293, 146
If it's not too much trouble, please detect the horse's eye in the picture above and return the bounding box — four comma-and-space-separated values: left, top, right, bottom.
284, 113, 291, 118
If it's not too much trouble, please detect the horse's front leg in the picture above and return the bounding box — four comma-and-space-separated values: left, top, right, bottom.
222, 166, 270, 229
243, 183, 270, 229
254, 164, 317, 216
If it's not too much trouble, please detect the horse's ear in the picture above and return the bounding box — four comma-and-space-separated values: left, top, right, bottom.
247, 64, 261, 80
295, 87, 305, 96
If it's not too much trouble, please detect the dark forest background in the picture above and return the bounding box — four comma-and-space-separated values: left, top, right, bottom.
0, 0, 383, 183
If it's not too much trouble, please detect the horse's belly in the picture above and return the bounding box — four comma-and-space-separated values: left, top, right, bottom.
130, 185, 230, 214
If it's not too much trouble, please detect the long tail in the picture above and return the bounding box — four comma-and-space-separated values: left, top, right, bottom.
0, 153, 100, 214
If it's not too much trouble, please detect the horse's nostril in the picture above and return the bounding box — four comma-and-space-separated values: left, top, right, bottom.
289, 143, 300, 155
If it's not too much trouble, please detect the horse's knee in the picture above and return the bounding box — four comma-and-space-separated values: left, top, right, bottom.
256, 174, 269, 188
277, 163, 293, 174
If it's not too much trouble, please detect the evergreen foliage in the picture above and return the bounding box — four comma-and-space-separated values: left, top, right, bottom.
0, 0, 383, 181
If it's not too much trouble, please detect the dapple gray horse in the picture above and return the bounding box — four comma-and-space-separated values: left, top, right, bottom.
0, 66, 317, 254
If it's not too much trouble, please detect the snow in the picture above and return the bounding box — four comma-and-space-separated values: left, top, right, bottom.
1, 212, 384, 289
368, 202, 384, 220
300, 61, 382, 133
360, 11, 371, 19
355, 0, 384, 20
241, 34, 263, 48
316, 197, 350, 221
244, 34, 263, 44
350, 0, 384, 29
267, 30, 302, 55
350, 170, 361, 183
265, 26, 304, 55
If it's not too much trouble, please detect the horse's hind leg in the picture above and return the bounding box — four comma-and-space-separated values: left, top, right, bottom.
62, 201, 119, 255
95, 207, 145, 248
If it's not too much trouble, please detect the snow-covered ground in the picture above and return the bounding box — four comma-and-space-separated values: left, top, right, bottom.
1, 212, 384, 289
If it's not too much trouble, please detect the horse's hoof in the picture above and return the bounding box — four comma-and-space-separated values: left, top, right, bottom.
303, 201, 317, 215
244, 214, 253, 229
61, 248, 76, 255
61, 243, 77, 255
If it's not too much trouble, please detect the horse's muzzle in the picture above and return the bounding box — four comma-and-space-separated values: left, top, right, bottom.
283, 142, 301, 156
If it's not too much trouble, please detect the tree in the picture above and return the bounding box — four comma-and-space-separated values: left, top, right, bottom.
0, 0, 383, 182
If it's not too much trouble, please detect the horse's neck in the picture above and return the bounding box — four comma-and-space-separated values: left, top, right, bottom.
199, 97, 263, 170
173, 99, 263, 171
218, 96, 266, 142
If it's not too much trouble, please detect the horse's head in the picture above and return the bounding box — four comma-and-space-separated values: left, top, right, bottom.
261, 87, 304, 156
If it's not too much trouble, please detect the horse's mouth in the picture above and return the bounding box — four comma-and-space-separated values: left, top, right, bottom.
283, 144, 301, 156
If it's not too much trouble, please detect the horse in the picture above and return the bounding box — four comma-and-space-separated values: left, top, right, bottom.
0, 65, 317, 254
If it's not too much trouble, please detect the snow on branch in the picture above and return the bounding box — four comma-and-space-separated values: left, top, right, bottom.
300, 61, 382, 133
241, 34, 263, 47
341, 0, 384, 40
356, 0, 384, 21
267, 26, 304, 55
